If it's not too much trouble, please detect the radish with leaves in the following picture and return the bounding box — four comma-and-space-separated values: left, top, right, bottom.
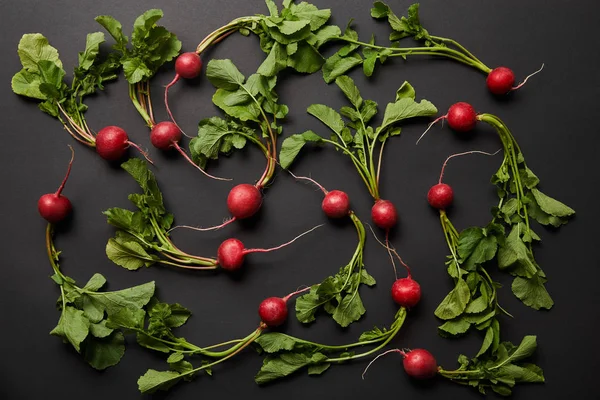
163, 0, 339, 130
362, 336, 544, 395
420, 104, 575, 310
324, 2, 543, 95
104, 159, 320, 272
281, 76, 437, 234
287, 172, 376, 327
11, 33, 150, 162
38, 146, 75, 223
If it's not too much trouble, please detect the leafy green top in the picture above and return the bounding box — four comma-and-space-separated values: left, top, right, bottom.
96, 9, 181, 84
104, 158, 218, 271
11, 33, 119, 145
190, 59, 288, 188
280, 76, 436, 199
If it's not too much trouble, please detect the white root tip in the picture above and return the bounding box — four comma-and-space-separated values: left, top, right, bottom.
512, 63, 545, 91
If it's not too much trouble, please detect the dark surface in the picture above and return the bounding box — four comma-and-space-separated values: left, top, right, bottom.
0, 0, 598, 399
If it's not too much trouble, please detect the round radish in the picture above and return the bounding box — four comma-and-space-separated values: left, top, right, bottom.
371, 199, 398, 230
391, 278, 421, 308
175, 52, 203, 79
258, 297, 288, 327
322, 190, 350, 218
150, 121, 182, 150
403, 349, 438, 379
217, 238, 245, 271
447, 102, 477, 132
96, 126, 129, 160
38, 147, 74, 223
487, 67, 515, 95
427, 183, 454, 210
227, 184, 262, 219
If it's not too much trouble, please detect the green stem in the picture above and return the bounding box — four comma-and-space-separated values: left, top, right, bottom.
325, 308, 407, 363
195, 17, 261, 54
129, 83, 153, 128
321, 138, 377, 198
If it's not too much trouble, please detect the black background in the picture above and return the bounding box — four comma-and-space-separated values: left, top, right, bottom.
1, 0, 598, 399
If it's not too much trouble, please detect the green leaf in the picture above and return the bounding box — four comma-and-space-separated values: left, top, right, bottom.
308, 363, 331, 375
531, 188, 575, 218
106, 236, 158, 270
322, 52, 362, 84
122, 58, 152, 84
17, 33, 62, 72
78, 32, 105, 71
380, 97, 437, 131
83, 331, 125, 370
335, 75, 362, 109
294, 290, 322, 323
512, 275, 553, 310
290, 2, 331, 30
308, 25, 342, 48
51, 306, 90, 352
11, 70, 44, 99
87, 281, 155, 316
434, 278, 470, 320
457, 227, 498, 270
255, 333, 302, 353
497, 226, 537, 278
37, 60, 66, 98
287, 42, 324, 73
395, 81, 416, 100
370, 2, 390, 19
308, 104, 345, 134
255, 352, 325, 385
212, 89, 261, 122
89, 320, 114, 338
360, 269, 376, 286
465, 296, 488, 314
257, 42, 287, 76
439, 317, 471, 336
363, 55, 377, 77
95, 15, 128, 49
279, 130, 323, 169
82, 295, 105, 323
132, 9, 163, 43
477, 326, 495, 357
520, 167, 539, 189
206, 59, 246, 90
138, 369, 183, 394
83, 273, 107, 292
136, 332, 171, 353
332, 293, 366, 328
265, 0, 279, 17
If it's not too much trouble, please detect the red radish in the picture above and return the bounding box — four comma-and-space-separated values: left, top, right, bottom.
216, 225, 323, 271
322, 190, 350, 218
362, 348, 438, 380
486, 67, 515, 95
447, 102, 477, 132
402, 349, 438, 379
427, 150, 501, 210
150, 121, 230, 181
371, 199, 398, 230
164, 53, 203, 133
38, 146, 74, 223
391, 278, 421, 308
427, 183, 454, 210
258, 297, 288, 327
258, 287, 311, 327
96, 125, 153, 163
174, 52, 202, 79
227, 183, 262, 219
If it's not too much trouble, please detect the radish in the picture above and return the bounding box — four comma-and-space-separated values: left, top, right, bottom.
227, 183, 262, 219
164, 52, 203, 133
286, 170, 350, 219
416, 102, 479, 144
38, 147, 74, 223
362, 348, 438, 380
258, 287, 310, 327
391, 278, 421, 308
150, 121, 230, 181
96, 125, 153, 163
427, 184, 454, 210
216, 225, 323, 271
486, 67, 515, 95
371, 199, 398, 230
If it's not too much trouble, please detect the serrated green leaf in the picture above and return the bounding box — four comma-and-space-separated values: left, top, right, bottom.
458, 227, 498, 270
51, 306, 90, 352
106, 236, 158, 270
212, 88, 261, 121
256, 333, 301, 353
322, 52, 362, 83
395, 81, 416, 100
308, 25, 341, 48
17, 33, 63, 72
308, 104, 345, 134
439, 316, 471, 335
78, 32, 105, 71
11, 70, 45, 99
380, 97, 437, 131
290, 2, 331, 30
138, 369, 183, 394
434, 278, 470, 320
512, 275, 553, 310
287, 42, 323, 73
95, 15, 128, 49
465, 296, 488, 314
122, 58, 152, 84
332, 292, 366, 327
279, 130, 323, 169
206, 59, 246, 91
497, 226, 537, 278
83, 331, 125, 370
132, 9, 164, 43
531, 188, 575, 218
